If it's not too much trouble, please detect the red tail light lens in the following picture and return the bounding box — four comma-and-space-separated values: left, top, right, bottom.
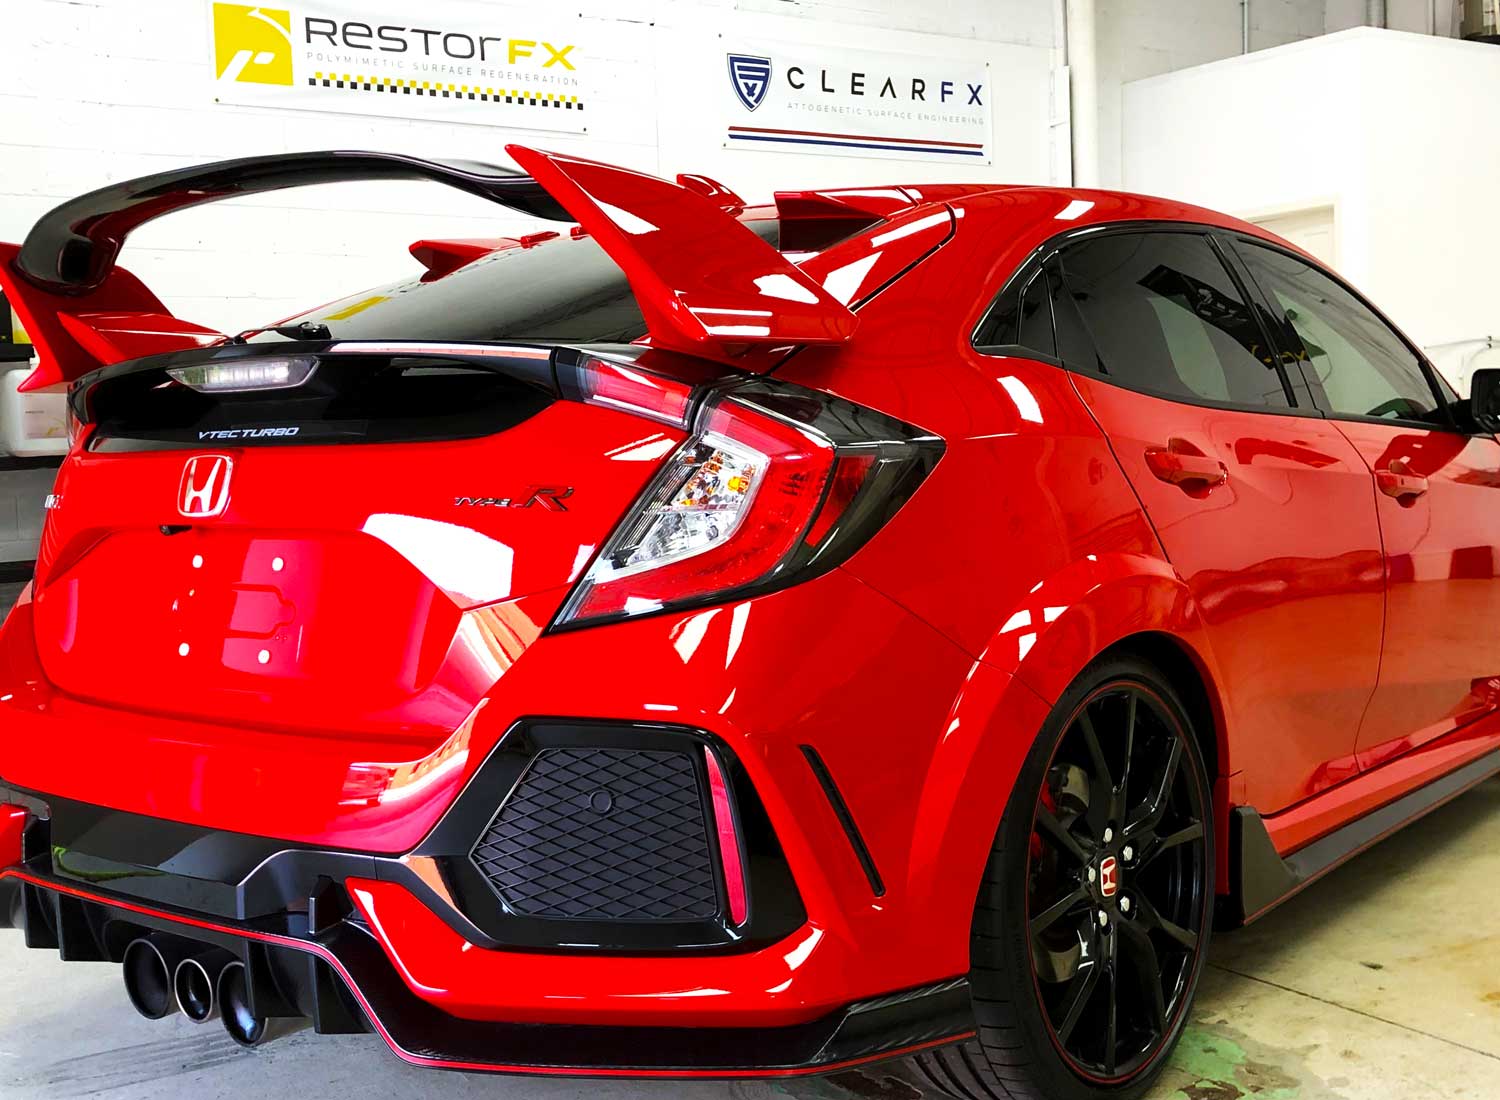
559, 398, 835, 623
553, 377, 944, 630
576, 357, 693, 428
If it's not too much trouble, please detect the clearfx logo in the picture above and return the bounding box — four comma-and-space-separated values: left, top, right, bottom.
213, 4, 294, 86
728, 54, 772, 111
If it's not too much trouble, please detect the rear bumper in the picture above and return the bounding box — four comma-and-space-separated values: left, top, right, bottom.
0, 865, 973, 1077
0, 564, 1050, 1071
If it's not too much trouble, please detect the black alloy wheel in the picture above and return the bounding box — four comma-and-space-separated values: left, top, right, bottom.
1026, 680, 1209, 1081
905, 654, 1214, 1100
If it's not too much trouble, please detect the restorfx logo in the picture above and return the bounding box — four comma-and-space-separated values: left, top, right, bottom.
212, 4, 295, 86
212, 4, 578, 83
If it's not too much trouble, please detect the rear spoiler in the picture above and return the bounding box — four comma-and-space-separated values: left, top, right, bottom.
2, 147, 857, 392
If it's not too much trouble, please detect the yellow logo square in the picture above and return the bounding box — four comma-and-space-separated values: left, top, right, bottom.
212, 4, 294, 86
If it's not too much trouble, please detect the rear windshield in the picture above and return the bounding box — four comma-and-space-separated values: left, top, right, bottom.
253, 219, 782, 346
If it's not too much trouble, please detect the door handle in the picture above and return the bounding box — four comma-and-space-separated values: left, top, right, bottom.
1144, 439, 1227, 490
1376, 459, 1429, 502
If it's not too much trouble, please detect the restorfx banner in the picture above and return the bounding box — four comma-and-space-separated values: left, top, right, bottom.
208, 2, 588, 132
722, 40, 991, 163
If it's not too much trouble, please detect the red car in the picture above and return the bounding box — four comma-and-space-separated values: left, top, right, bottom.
2, 148, 1499, 1100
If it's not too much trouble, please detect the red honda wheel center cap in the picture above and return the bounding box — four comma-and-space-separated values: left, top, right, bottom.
1099, 855, 1119, 899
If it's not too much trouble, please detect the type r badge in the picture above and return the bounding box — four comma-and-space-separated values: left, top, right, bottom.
454, 487, 573, 512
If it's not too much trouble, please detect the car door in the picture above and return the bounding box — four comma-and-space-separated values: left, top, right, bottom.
1050, 228, 1386, 814
1233, 239, 1500, 770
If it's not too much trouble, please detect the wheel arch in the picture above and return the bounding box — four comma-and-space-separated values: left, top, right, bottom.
903, 554, 1237, 942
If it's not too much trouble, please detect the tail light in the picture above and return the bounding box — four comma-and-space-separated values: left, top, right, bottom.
554, 370, 943, 629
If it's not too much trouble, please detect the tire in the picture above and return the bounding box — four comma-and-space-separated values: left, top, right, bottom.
903, 653, 1215, 1100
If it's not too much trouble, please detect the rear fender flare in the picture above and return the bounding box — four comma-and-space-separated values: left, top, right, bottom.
903, 554, 1230, 948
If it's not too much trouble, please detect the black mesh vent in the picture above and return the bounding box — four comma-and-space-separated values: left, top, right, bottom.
470, 747, 719, 921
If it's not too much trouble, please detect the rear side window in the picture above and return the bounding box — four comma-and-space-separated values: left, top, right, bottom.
254, 220, 781, 346
1054, 232, 1291, 409
975, 268, 1056, 360
1237, 242, 1442, 423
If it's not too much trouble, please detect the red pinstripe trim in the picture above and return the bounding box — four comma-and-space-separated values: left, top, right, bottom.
726, 125, 984, 149
0, 868, 974, 1078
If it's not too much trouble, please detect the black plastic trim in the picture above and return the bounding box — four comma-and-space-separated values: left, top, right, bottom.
16, 151, 571, 295
800, 746, 885, 898
6, 869, 972, 1076
0, 455, 63, 472
1230, 746, 1500, 925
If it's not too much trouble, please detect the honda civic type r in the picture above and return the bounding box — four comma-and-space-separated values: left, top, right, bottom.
3, 147, 1500, 1100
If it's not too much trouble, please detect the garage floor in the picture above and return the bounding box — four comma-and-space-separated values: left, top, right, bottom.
1, 580, 1496, 1100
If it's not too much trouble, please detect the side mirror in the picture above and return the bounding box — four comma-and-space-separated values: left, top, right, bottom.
1470, 368, 1500, 434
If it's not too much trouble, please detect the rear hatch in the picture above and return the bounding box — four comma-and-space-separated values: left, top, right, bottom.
32, 292, 744, 735
10, 144, 959, 756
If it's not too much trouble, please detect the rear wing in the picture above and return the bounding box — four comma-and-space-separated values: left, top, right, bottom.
2, 147, 857, 392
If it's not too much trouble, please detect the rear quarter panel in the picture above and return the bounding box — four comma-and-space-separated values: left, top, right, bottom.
777, 189, 1239, 894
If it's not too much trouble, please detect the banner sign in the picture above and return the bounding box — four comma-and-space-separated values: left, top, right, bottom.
0, 291, 33, 364
209, 2, 587, 132
721, 39, 990, 163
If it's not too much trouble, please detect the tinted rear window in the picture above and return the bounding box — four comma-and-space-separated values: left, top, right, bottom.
1055, 232, 1291, 409
254, 219, 781, 346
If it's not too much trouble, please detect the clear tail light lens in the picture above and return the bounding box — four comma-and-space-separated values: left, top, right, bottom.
554, 376, 943, 630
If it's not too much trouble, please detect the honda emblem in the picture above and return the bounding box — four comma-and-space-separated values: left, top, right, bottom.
177, 455, 233, 519
1098, 855, 1119, 899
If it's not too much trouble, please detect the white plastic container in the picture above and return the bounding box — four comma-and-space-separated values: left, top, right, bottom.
0, 366, 68, 457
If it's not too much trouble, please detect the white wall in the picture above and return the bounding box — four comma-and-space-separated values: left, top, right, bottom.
0, 0, 1060, 337
1094, 0, 1331, 187
1122, 28, 1500, 357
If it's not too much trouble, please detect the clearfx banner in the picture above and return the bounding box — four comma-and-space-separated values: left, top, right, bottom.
208, 2, 588, 132
722, 39, 991, 163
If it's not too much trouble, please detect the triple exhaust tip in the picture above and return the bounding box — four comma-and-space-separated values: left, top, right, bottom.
122, 937, 301, 1047
175, 949, 234, 1023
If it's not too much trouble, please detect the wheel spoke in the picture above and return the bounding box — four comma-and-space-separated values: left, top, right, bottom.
1119, 921, 1168, 1033
1031, 885, 1090, 938
1137, 893, 1199, 952
1035, 805, 1089, 865
1054, 959, 1101, 1044
1104, 939, 1120, 1075
1078, 707, 1114, 794
1127, 737, 1181, 838
1114, 693, 1138, 823
1144, 821, 1205, 867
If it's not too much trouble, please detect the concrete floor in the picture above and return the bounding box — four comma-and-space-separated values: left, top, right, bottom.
1, 576, 1497, 1099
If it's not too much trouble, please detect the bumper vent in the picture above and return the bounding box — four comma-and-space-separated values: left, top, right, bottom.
470, 747, 718, 921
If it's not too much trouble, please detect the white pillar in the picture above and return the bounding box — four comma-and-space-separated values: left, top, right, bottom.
1066, 0, 1099, 188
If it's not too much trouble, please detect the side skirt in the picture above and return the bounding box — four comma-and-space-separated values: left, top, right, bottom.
1228, 746, 1500, 926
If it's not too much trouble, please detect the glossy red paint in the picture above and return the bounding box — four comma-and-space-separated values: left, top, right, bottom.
4, 153, 1499, 1077
1333, 422, 1500, 767
0, 241, 202, 393
408, 238, 514, 280
0, 805, 24, 866
1263, 708, 1500, 855
506, 145, 858, 356
1069, 376, 1383, 811
347, 877, 849, 1025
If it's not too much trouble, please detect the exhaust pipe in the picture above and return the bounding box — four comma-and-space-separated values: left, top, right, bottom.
173, 948, 234, 1023
217, 961, 307, 1048
122, 935, 197, 1020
